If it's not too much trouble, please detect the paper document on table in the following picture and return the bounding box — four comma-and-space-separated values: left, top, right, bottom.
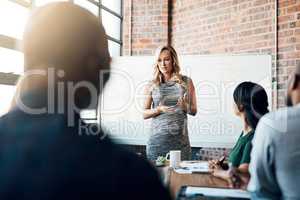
185, 187, 251, 199
180, 161, 209, 173
174, 168, 192, 174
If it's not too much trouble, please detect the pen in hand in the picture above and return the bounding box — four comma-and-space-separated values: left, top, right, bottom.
218, 156, 225, 165
218, 156, 229, 170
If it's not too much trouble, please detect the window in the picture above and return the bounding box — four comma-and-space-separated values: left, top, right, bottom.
0, 1, 30, 40
0, 85, 16, 116
74, 0, 123, 57
74, 0, 99, 16
0, 0, 31, 116
102, 9, 121, 40
0, 0, 123, 116
0, 47, 24, 74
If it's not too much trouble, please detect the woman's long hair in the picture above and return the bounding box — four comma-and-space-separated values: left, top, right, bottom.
233, 82, 269, 130
153, 46, 186, 87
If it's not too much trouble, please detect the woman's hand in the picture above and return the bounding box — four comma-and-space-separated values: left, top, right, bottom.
211, 168, 231, 180
208, 156, 226, 170
176, 94, 188, 112
208, 159, 222, 170
211, 167, 250, 189
156, 104, 175, 113
227, 168, 250, 189
143, 83, 176, 119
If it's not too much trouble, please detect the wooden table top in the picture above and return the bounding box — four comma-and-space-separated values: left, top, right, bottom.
156, 161, 229, 199
169, 169, 229, 198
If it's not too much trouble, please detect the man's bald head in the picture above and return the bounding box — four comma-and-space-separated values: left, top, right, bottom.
23, 2, 110, 80
18, 2, 111, 111
294, 62, 300, 76
287, 62, 300, 106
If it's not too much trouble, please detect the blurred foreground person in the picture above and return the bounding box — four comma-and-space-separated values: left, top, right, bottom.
0, 3, 171, 200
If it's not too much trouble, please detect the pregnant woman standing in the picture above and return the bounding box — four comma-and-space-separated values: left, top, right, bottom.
143, 46, 197, 161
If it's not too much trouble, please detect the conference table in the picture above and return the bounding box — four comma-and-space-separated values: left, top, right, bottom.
156, 161, 229, 198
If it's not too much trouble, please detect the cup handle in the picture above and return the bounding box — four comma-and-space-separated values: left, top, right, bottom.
165, 152, 170, 161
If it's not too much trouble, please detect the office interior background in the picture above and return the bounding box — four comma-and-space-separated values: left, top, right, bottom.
0, 0, 299, 158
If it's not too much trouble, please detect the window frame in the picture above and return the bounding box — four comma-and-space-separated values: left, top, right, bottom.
86, 0, 123, 56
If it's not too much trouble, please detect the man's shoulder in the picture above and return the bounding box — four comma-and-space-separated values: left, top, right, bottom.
109, 145, 171, 199
261, 106, 300, 123
0, 109, 156, 175
0, 108, 25, 131
112, 144, 155, 172
258, 106, 300, 135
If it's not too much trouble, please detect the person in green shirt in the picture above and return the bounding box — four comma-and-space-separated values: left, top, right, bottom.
209, 82, 269, 178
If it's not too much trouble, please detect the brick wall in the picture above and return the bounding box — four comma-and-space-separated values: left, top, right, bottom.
171, 0, 277, 106
122, 0, 170, 55
277, 0, 300, 106
122, 0, 300, 159
172, 0, 275, 54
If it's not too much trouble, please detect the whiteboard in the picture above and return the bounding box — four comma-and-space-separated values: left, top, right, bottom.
100, 54, 272, 148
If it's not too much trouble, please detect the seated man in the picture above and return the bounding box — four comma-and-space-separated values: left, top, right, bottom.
248, 63, 300, 199
0, 3, 171, 200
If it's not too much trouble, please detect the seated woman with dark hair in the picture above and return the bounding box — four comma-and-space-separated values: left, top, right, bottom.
209, 81, 269, 178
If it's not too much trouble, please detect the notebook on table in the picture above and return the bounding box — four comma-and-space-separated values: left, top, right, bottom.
177, 186, 251, 200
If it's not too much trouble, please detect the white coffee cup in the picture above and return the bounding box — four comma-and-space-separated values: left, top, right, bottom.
166, 150, 181, 168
